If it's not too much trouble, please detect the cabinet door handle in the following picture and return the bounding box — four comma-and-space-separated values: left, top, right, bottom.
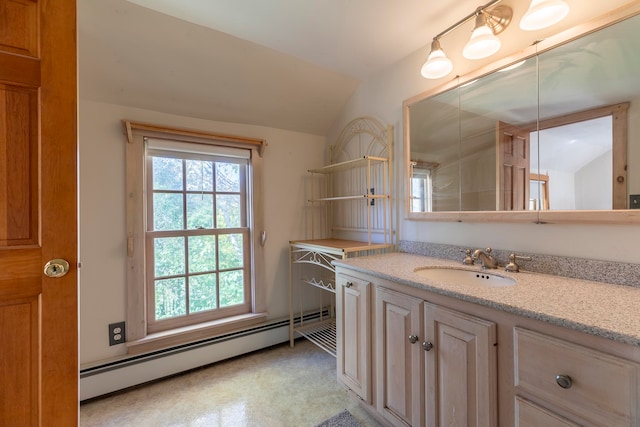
422, 341, 434, 351
555, 374, 572, 389
345, 281, 353, 288
408, 334, 419, 344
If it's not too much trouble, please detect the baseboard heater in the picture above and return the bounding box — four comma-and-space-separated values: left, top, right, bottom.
80, 309, 328, 401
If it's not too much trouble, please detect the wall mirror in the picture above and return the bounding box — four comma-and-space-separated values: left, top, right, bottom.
405, 5, 640, 223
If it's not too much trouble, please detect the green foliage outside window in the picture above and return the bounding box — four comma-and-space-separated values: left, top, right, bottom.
151, 154, 247, 320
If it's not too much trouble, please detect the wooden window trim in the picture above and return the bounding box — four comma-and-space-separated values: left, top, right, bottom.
123, 120, 267, 353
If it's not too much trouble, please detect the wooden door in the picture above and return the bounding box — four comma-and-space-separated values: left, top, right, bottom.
375, 287, 423, 427
336, 274, 371, 403
424, 303, 497, 427
0, 1, 77, 425
497, 121, 530, 210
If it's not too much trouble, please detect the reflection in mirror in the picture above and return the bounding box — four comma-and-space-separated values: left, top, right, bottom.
529, 173, 549, 210
410, 85, 461, 212
407, 10, 640, 218
531, 116, 613, 210
458, 58, 538, 211
537, 15, 637, 210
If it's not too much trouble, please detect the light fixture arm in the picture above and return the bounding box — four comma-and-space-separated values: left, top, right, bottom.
431, 0, 503, 41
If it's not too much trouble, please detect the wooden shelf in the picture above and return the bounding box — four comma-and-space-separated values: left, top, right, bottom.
290, 238, 394, 256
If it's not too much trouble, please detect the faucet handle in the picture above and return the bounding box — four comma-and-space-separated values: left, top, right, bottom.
460, 249, 474, 265
505, 253, 532, 273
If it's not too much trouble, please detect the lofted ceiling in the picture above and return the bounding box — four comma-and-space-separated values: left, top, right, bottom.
78, 1, 633, 136
77, 0, 483, 135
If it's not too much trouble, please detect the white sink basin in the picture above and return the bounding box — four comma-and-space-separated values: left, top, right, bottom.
414, 267, 516, 287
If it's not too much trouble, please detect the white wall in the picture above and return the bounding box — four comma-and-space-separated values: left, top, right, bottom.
79, 100, 326, 365
575, 151, 612, 210
328, 3, 640, 265
548, 170, 576, 210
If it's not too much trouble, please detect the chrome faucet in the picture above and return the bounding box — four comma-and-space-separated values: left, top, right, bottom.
472, 247, 498, 269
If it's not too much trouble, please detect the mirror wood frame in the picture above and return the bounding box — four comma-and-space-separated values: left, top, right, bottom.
404, 2, 640, 224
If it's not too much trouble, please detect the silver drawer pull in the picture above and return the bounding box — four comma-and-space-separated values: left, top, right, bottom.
422, 341, 434, 351
346, 281, 353, 288
555, 374, 572, 389
408, 334, 419, 344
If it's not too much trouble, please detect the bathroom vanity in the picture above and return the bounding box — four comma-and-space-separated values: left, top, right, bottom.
335, 252, 640, 427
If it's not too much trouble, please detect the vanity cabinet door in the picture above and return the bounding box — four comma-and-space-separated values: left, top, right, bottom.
423, 302, 497, 427
336, 273, 371, 403
376, 286, 424, 427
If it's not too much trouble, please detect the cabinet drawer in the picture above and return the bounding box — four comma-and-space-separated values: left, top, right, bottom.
514, 327, 637, 426
515, 396, 580, 427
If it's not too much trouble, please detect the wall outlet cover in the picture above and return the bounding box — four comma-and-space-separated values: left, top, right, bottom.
109, 321, 126, 346
630, 194, 640, 209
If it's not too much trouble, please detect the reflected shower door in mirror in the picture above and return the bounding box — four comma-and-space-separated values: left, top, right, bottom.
407, 6, 640, 222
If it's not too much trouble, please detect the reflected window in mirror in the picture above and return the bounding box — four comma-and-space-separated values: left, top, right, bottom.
529, 173, 549, 210
410, 162, 434, 212
409, 85, 461, 212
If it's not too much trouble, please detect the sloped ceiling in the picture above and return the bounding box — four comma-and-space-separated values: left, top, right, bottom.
77, 0, 481, 135
78, 0, 635, 136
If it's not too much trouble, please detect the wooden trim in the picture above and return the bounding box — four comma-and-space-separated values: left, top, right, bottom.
524, 103, 629, 211
125, 132, 147, 342
123, 120, 267, 157
123, 121, 267, 346
530, 173, 550, 210
524, 102, 629, 132
126, 312, 268, 355
612, 107, 628, 210
538, 209, 640, 225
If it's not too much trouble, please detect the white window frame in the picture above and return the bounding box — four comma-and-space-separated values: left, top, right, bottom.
410, 161, 434, 212
123, 121, 267, 353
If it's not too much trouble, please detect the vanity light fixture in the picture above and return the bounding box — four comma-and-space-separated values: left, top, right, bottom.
420, 0, 512, 79
421, 38, 453, 79
463, 6, 511, 60
520, 0, 570, 31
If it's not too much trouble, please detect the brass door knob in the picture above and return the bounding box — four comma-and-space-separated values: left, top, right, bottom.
44, 259, 70, 278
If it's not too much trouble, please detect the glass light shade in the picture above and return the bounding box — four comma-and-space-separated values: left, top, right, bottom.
463, 24, 501, 60
421, 40, 453, 79
520, 0, 570, 31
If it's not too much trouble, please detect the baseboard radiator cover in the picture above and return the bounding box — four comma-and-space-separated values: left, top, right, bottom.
80, 310, 327, 401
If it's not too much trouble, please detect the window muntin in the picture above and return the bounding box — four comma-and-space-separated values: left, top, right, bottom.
146, 148, 250, 332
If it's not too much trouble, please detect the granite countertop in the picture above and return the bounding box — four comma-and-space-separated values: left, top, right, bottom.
333, 252, 640, 347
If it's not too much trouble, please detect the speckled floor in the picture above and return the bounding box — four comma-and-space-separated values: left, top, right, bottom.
80, 339, 383, 427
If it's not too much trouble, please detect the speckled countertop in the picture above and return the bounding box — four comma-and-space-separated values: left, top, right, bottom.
334, 252, 640, 347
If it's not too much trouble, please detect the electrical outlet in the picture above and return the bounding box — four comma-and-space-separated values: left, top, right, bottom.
370, 187, 375, 206
630, 194, 640, 209
109, 321, 126, 346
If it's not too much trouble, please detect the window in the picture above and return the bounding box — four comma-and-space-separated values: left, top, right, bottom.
124, 121, 267, 350
410, 162, 433, 212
